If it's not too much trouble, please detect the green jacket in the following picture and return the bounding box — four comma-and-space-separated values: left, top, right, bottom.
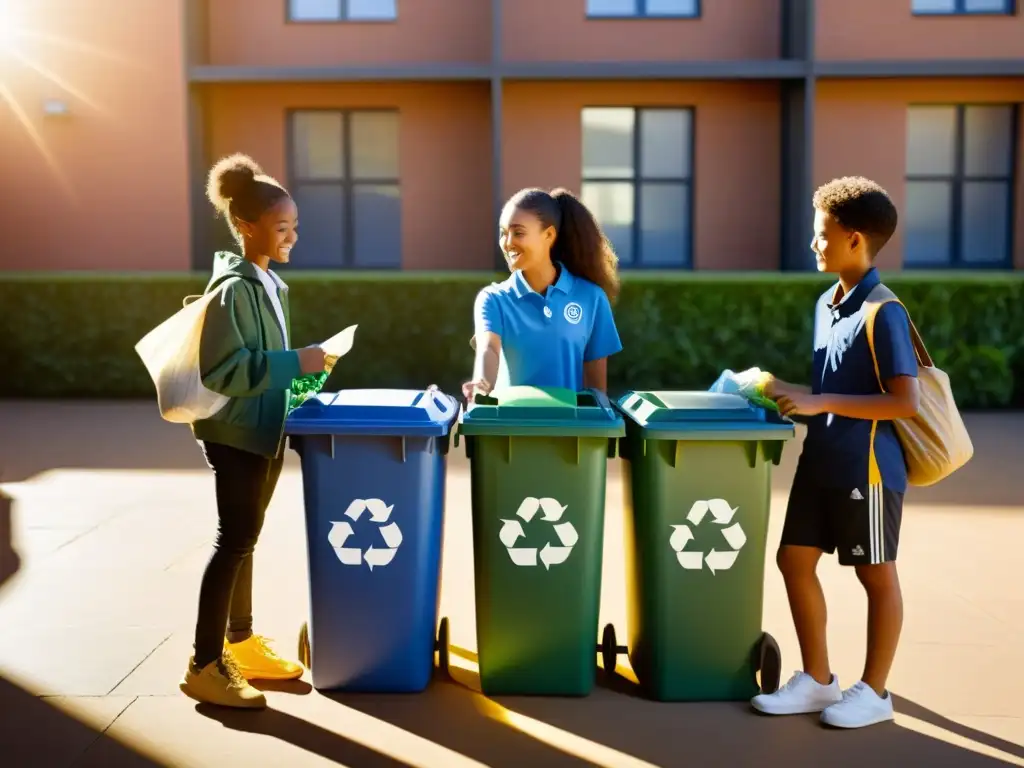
190, 252, 301, 458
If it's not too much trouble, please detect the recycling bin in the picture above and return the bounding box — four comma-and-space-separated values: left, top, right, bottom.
284, 387, 459, 692
453, 386, 625, 696
607, 391, 795, 702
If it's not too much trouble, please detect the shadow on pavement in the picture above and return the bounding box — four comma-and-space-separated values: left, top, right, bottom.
252, 678, 314, 696
195, 704, 407, 768
0, 676, 170, 768
0, 494, 163, 768
892, 695, 1024, 761
0, 402, 209, 482
328, 665, 1023, 768
327, 674, 594, 767
4, 666, 1019, 768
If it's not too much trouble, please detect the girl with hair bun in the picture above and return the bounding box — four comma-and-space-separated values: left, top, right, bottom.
464, 187, 623, 399
179, 153, 326, 709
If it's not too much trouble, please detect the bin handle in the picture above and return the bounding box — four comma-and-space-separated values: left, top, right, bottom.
420, 384, 457, 424
585, 388, 617, 421
453, 402, 466, 447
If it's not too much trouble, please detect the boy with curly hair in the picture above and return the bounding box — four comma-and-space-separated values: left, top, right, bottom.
751, 177, 920, 729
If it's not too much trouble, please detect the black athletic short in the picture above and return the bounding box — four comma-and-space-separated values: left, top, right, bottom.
780, 468, 904, 566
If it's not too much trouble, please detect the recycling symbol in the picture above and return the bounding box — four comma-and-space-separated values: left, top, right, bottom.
327, 498, 403, 571
669, 498, 746, 575
499, 497, 578, 570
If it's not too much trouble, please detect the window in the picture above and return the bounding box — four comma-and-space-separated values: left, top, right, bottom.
288, 0, 397, 22
581, 107, 694, 268
586, 0, 700, 18
911, 0, 1014, 15
288, 110, 401, 268
904, 105, 1016, 267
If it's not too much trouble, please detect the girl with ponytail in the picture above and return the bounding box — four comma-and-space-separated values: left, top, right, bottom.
463, 187, 623, 399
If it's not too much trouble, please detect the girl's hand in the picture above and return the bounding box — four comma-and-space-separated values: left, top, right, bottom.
297, 345, 327, 374
462, 378, 491, 402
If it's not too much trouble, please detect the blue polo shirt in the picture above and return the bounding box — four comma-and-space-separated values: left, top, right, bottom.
798, 267, 918, 492
473, 265, 623, 391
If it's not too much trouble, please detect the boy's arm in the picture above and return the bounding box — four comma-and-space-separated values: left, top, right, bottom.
777, 303, 920, 420
808, 377, 919, 420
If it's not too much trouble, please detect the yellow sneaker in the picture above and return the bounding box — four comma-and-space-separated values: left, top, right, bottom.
225, 634, 303, 681
179, 654, 266, 709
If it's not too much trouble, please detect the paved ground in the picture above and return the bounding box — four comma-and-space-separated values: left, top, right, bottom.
0, 401, 1022, 768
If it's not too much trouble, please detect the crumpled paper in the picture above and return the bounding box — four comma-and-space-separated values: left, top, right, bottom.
709, 367, 778, 412
287, 325, 358, 412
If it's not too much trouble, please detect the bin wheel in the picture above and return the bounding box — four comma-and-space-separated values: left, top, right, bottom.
600, 623, 618, 675
297, 622, 311, 669
757, 632, 782, 694
436, 616, 450, 676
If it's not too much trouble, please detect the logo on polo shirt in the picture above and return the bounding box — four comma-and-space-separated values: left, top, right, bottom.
564, 302, 583, 325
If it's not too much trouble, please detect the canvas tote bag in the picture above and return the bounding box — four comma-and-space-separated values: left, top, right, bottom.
135, 280, 238, 424
864, 283, 973, 486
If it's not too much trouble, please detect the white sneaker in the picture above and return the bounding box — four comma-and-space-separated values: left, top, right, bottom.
820, 681, 894, 729
751, 671, 842, 715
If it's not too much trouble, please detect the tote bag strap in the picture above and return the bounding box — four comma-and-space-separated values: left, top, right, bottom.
864, 287, 933, 393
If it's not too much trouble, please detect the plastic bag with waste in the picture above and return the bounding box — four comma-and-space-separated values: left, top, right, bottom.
709, 367, 778, 412
288, 371, 330, 411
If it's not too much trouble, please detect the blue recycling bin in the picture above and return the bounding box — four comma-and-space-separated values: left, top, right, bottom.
284, 387, 459, 692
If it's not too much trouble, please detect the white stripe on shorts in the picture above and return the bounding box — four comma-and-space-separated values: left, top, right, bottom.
869, 483, 884, 565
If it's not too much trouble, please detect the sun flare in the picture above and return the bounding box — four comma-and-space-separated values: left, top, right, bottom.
0, 0, 27, 53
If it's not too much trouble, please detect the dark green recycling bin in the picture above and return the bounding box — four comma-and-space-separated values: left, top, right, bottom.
454, 386, 625, 696
609, 391, 795, 702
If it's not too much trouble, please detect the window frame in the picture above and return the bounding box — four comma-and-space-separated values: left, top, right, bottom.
585, 0, 702, 20
910, 0, 1016, 16
286, 107, 402, 270
581, 105, 696, 269
904, 102, 1018, 270
285, 0, 398, 24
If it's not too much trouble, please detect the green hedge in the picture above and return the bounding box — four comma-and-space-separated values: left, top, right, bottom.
2, 271, 1023, 408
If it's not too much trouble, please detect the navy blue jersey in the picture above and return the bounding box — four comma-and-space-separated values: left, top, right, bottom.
798, 268, 918, 492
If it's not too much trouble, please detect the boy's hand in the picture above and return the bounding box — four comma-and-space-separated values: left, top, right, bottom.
764, 376, 810, 400
776, 393, 825, 418
763, 375, 788, 399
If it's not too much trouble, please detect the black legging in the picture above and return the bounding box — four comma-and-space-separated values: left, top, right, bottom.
193, 440, 284, 669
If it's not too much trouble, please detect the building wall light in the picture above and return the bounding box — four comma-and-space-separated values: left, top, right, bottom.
42, 98, 70, 117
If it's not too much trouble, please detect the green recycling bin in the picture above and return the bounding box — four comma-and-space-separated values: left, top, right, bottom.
607, 391, 795, 702
453, 386, 625, 697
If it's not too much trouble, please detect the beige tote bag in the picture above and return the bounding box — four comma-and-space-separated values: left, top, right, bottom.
864, 284, 973, 487
135, 282, 235, 424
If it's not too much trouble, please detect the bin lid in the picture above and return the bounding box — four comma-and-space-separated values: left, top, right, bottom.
458, 385, 624, 438
616, 391, 793, 440
285, 387, 459, 437
618, 391, 763, 425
